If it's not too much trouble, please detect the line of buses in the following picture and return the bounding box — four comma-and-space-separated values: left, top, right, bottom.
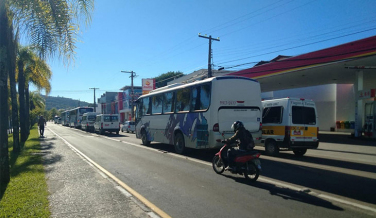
55, 76, 319, 156
60, 107, 94, 128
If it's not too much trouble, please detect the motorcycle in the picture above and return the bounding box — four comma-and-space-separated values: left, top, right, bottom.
212, 142, 262, 182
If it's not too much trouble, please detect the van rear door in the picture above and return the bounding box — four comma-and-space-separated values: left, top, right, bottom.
218, 107, 261, 134
290, 100, 318, 143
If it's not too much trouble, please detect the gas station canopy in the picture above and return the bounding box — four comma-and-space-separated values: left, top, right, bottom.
228, 35, 376, 92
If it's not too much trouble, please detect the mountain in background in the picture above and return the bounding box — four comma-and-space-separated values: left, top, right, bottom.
43, 95, 91, 111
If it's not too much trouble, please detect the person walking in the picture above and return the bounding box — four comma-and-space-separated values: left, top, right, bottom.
38, 115, 47, 137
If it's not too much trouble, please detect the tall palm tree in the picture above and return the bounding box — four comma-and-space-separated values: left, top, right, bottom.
18, 46, 51, 141
0, 0, 94, 187
0, 0, 11, 186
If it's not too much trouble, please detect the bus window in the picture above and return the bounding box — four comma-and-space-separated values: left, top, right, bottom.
152, 95, 163, 114
163, 92, 175, 114
192, 84, 211, 111
143, 97, 151, 115
176, 87, 191, 112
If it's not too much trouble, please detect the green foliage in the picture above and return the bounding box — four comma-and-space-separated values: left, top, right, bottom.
154, 71, 184, 88
0, 126, 51, 217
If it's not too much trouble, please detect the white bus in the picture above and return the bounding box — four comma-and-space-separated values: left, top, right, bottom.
134, 76, 263, 154
60, 111, 70, 126
69, 107, 94, 128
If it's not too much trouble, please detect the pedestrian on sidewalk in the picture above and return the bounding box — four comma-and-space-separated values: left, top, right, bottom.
38, 115, 47, 137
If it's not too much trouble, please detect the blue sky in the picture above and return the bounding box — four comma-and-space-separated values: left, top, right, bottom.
34, 0, 376, 104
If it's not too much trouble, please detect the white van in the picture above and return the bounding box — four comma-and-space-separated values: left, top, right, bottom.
261, 98, 319, 156
94, 114, 120, 135
81, 112, 99, 132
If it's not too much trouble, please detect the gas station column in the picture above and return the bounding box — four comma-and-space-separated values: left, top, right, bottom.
354, 71, 363, 137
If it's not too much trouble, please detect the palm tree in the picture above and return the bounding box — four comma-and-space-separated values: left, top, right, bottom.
18, 46, 51, 141
0, 0, 11, 186
0, 0, 94, 187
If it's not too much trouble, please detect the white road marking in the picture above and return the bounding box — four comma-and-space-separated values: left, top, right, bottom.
49, 126, 376, 215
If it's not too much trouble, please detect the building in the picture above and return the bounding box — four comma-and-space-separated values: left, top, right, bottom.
119, 86, 142, 123
98, 92, 118, 114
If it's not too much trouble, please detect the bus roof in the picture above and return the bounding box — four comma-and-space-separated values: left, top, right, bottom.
140, 76, 259, 98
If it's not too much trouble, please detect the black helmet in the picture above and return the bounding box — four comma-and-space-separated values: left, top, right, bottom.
231, 121, 244, 132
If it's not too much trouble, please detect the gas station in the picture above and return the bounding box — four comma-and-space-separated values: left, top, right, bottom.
229, 35, 376, 138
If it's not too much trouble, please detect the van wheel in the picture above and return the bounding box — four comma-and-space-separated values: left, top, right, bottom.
174, 132, 185, 154
265, 140, 279, 156
293, 149, 307, 156
141, 130, 150, 146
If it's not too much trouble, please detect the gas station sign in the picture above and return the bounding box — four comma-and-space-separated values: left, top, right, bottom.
357, 89, 375, 99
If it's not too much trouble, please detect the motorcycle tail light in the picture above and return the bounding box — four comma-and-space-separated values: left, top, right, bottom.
253, 153, 261, 158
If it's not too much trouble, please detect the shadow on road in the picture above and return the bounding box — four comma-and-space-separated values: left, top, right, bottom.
223, 175, 344, 211
319, 133, 376, 146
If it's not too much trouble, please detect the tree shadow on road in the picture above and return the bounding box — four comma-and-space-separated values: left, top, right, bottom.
223, 175, 344, 211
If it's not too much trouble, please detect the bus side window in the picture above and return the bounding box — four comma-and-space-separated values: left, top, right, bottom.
143, 97, 151, 115
191, 83, 211, 111
163, 91, 174, 114
176, 88, 191, 112
152, 95, 163, 114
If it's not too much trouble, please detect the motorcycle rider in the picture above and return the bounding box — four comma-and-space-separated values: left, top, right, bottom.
222, 121, 254, 171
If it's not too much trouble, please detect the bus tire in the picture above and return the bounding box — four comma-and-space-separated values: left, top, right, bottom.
141, 130, 150, 146
293, 149, 307, 156
265, 140, 279, 156
174, 132, 185, 154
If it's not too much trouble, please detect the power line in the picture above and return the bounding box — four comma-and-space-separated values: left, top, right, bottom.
217, 27, 376, 67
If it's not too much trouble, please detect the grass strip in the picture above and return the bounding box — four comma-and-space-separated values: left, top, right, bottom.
0, 125, 50, 217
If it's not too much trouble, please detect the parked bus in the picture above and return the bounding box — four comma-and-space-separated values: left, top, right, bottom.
60, 111, 70, 126
69, 107, 94, 128
134, 76, 263, 154
54, 116, 60, 124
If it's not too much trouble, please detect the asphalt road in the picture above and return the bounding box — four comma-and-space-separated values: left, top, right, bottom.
47, 123, 376, 218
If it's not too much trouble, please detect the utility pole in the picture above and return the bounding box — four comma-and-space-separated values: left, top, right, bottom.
89, 87, 99, 112
121, 71, 137, 121
198, 33, 220, 78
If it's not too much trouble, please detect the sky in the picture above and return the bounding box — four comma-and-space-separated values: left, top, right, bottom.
31, 0, 376, 104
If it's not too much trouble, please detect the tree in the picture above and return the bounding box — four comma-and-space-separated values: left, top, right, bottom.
0, 0, 11, 187
0, 0, 94, 188
154, 71, 184, 88
49, 108, 58, 120
18, 46, 52, 142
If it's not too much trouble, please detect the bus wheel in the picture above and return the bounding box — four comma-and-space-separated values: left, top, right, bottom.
265, 140, 279, 156
293, 149, 307, 156
174, 132, 185, 154
141, 130, 150, 146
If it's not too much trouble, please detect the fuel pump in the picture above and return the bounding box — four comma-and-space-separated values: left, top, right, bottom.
364, 101, 375, 138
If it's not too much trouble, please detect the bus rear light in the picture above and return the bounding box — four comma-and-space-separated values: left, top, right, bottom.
259, 122, 262, 130
213, 123, 219, 132
101, 123, 103, 129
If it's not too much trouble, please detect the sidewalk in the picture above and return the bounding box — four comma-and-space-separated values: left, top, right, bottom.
41, 128, 154, 218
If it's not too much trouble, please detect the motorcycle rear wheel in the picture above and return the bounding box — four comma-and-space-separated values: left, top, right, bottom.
244, 162, 259, 182
212, 156, 225, 174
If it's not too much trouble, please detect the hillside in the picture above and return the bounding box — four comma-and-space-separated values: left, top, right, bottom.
43, 95, 91, 110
